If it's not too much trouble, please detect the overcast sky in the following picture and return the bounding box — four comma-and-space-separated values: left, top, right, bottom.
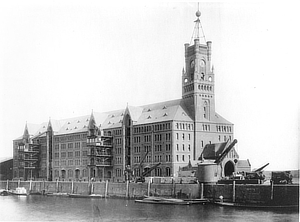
0, 1, 299, 170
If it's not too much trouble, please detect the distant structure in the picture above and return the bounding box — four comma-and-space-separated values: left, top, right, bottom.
13, 7, 237, 182
0, 158, 13, 180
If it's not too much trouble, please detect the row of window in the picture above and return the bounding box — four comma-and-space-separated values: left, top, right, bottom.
176, 144, 191, 152
114, 129, 122, 136
133, 122, 171, 134
115, 138, 122, 145
54, 159, 88, 166
176, 133, 191, 140
176, 154, 191, 162
55, 151, 87, 158
53, 169, 88, 178
54, 133, 86, 142
216, 125, 232, 133
133, 167, 171, 177
175, 123, 194, 131
56, 142, 86, 150
115, 147, 122, 155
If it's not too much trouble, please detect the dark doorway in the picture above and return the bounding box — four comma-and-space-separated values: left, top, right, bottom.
224, 161, 234, 177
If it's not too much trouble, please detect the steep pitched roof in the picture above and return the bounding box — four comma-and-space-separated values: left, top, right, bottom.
15, 97, 232, 139
201, 141, 229, 160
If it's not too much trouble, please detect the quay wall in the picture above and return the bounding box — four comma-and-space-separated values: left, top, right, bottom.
0, 180, 298, 205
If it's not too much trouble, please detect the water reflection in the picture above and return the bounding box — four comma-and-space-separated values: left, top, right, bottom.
0, 195, 298, 222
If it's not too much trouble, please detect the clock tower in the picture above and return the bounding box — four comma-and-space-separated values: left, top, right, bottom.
182, 9, 216, 157
182, 9, 215, 122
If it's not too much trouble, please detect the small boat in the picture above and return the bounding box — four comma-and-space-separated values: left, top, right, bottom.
214, 201, 299, 209
183, 198, 209, 204
45, 192, 69, 197
0, 189, 9, 196
8, 187, 28, 196
68, 193, 104, 198
135, 196, 191, 205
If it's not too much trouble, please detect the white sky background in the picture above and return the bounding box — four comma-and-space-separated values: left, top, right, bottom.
0, 1, 299, 170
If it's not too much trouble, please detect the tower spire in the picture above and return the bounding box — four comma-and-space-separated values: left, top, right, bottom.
190, 3, 206, 45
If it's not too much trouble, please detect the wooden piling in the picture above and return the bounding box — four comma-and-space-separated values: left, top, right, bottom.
232, 181, 236, 202
56, 179, 59, 193
126, 180, 129, 198
6, 180, 9, 190
29, 180, 32, 192
71, 180, 74, 194
270, 180, 274, 200
105, 180, 108, 198
147, 180, 151, 197
201, 183, 204, 199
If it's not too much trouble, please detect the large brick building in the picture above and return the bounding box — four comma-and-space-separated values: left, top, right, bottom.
13, 9, 236, 182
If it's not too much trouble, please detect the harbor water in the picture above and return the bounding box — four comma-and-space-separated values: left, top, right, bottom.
0, 195, 298, 222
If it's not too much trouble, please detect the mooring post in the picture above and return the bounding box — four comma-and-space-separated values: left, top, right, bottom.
172, 179, 176, 197
105, 180, 108, 198
6, 180, 9, 190
71, 180, 74, 194
29, 180, 32, 192
56, 179, 59, 193
18, 179, 20, 187
91, 183, 94, 195
232, 181, 236, 202
126, 180, 129, 198
270, 180, 274, 200
201, 183, 204, 199
147, 180, 151, 197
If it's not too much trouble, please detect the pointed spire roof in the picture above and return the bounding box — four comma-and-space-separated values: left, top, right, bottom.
47, 118, 53, 132
23, 122, 30, 142
88, 111, 97, 130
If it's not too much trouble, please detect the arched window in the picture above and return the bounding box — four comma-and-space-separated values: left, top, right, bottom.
166, 167, 171, 177
61, 170, 66, 179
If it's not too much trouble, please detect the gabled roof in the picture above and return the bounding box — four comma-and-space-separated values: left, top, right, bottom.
15, 97, 232, 139
237, 159, 251, 168
201, 141, 229, 160
212, 113, 232, 125
135, 99, 193, 124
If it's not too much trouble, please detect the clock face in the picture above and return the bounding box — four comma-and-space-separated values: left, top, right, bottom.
200, 60, 205, 67
208, 76, 212, 82
190, 60, 195, 69
184, 78, 188, 83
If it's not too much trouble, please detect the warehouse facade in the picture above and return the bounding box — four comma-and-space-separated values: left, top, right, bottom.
13, 9, 234, 182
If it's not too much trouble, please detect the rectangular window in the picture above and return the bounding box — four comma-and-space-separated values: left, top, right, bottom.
75, 142, 80, 149
75, 151, 80, 157
54, 153, 59, 158
68, 152, 73, 158
68, 143, 73, 149
61, 152, 66, 158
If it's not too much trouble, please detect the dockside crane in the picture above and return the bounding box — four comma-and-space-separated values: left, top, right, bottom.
214, 139, 238, 164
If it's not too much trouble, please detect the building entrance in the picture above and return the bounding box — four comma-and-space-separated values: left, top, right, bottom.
224, 161, 234, 177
